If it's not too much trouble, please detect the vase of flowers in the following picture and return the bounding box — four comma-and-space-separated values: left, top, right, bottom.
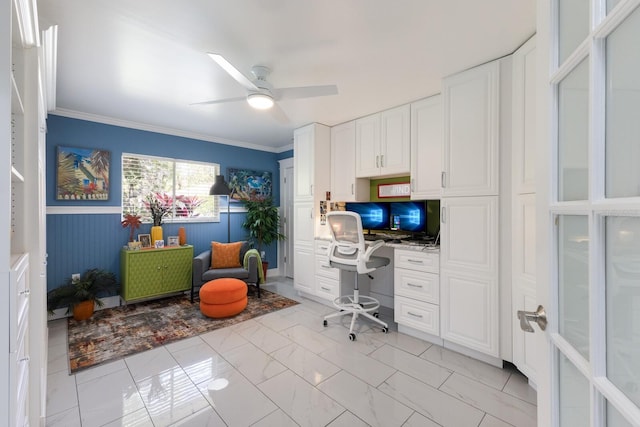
145, 193, 171, 245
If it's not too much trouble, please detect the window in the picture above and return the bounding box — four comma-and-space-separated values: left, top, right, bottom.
122, 153, 220, 222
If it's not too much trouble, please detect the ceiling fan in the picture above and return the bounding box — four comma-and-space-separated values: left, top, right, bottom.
193, 53, 338, 116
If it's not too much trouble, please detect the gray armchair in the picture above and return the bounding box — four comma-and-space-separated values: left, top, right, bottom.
191, 241, 260, 302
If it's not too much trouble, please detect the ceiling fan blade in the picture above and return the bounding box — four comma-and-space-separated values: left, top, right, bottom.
190, 96, 246, 106
207, 53, 258, 91
269, 103, 290, 124
274, 84, 338, 100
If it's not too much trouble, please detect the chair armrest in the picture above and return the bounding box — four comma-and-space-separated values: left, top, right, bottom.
192, 250, 212, 287
246, 253, 258, 284
363, 240, 385, 260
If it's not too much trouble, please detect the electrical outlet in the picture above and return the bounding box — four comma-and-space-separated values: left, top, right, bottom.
72, 273, 80, 282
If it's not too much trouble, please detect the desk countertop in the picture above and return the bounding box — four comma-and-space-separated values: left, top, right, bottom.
316, 237, 439, 253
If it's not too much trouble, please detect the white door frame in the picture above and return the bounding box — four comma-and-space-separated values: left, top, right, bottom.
279, 157, 294, 278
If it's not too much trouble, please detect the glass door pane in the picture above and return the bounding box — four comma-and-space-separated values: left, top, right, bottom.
559, 353, 590, 425
558, 59, 589, 202
558, 215, 590, 359
605, 7, 640, 198
558, 0, 590, 64
606, 216, 640, 406
608, 402, 634, 427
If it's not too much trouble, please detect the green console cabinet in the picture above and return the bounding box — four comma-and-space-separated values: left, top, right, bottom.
120, 245, 194, 302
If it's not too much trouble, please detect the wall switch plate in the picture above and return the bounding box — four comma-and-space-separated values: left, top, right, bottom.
72, 273, 80, 282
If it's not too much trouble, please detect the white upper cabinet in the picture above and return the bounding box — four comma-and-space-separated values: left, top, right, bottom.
410, 95, 442, 199
512, 37, 537, 195
355, 104, 410, 178
294, 123, 330, 202
442, 60, 499, 196
331, 121, 369, 202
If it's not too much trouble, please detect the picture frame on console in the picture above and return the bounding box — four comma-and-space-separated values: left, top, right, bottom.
167, 236, 179, 247
138, 234, 151, 248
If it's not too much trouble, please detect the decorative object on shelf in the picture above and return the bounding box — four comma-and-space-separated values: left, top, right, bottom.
145, 193, 171, 244
167, 236, 179, 247
56, 146, 110, 200
209, 174, 231, 242
127, 241, 142, 250
241, 196, 285, 279
228, 168, 273, 202
377, 182, 411, 198
47, 268, 118, 321
154, 239, 165, 249
138, 234, 151, 248
178, 226, 187, 245
121, 213, 142, 242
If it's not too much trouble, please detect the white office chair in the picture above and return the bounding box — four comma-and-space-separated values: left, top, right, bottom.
323, 211, 390, 341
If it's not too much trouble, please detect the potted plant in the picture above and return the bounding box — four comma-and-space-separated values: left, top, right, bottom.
144, 193, 171, 244
241, 196, 286, 279
47, 268, 118, 321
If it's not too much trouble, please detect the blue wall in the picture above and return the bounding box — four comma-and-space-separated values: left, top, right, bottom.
46, 115, 289, 291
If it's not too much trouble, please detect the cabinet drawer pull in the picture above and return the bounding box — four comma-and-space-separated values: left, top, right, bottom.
380, 154, 384, 167
407, 259, 423, 264
20, 356, 30, 363
319, 245, 328, 250
19, 289, 30, 296
407, 283, 423, 288
441, 171, 446, 188
408, 311, 423, 319
320, 286, 331, 292
321, 264, 332, 269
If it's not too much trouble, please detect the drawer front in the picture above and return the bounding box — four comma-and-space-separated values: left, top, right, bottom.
316, 276, 339, 300
315, 255, 339, 280
394, 249, 439, 273
394, 295, 439, 336
315, 240, 332, 255
394, 269, 439, 304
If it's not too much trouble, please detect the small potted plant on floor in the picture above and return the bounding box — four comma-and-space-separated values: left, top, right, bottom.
47, 268, 118, 321
241, 196, 286, 280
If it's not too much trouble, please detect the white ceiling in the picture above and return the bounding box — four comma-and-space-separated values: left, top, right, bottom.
37, 0, 536, 152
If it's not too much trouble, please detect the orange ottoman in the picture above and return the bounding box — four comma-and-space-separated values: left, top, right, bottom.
199, 278, 248, 318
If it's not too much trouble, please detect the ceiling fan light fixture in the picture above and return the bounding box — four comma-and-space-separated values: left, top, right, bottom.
247, 92, 274, 110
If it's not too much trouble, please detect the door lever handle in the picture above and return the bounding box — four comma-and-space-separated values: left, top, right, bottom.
517, 305, 547, 333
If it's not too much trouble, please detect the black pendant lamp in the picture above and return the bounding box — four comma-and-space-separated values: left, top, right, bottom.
209, 175, 231, 242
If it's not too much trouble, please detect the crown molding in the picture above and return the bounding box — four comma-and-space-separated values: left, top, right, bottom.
51, 108, 293, 154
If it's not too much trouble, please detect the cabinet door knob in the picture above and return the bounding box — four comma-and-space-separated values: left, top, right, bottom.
376, 155, 379, 168
380, 155, 384, 167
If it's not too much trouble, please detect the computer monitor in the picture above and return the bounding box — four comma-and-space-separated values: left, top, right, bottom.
389, 201, 427, 233
344, 202, 390, 231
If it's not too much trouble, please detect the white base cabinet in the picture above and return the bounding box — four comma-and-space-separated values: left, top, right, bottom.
440, 196, 499, 358
394, 249, 440, 336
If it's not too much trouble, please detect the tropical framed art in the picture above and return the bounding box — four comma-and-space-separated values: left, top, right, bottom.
56, 146, 110, 200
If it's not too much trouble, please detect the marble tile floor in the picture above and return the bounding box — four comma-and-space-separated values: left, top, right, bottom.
46, 278, 537, 427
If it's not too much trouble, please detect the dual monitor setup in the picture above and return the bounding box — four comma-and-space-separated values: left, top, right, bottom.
344, 200, 439, 243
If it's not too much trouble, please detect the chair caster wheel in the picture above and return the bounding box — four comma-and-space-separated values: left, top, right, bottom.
348, 333, 356, 341
382, 327, 388, 333
373, 312, 379, 318
323, 320, 328, 327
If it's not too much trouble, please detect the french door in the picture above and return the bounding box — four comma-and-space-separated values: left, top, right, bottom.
536, 0, 640, 425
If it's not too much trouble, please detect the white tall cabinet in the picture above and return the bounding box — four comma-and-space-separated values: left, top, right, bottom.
293, 123, 330, 296
511, 36, 538, 383
440, 58, 509, 363
4, 0, 50, 425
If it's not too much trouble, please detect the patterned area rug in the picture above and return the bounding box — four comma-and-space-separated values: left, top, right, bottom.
67, 289, 298, 373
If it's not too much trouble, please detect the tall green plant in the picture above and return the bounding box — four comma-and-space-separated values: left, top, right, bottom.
241, 197, 286, 254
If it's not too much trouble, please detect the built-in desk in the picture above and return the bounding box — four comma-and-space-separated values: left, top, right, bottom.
312, 238, 441, 341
